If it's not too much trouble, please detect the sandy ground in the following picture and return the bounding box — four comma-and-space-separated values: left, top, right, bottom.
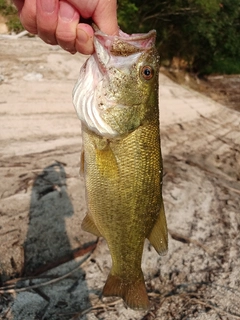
0, 36, 240, 320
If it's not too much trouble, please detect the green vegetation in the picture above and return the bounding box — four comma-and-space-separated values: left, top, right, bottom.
1, 0, 239, 74
118, 0, 240, 74
0, 0, 23, 32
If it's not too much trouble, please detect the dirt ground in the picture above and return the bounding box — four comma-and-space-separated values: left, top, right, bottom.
161, 68, 240, 113
0, 35, 240, 320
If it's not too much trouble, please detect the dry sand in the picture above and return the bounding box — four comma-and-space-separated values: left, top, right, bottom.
0, 36, 239, 320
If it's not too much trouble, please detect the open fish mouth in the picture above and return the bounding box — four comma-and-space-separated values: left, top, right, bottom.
93, 26, 157, 73
93, 24, 156, 56
73, 28, 157, 138
73, 60, 119, 137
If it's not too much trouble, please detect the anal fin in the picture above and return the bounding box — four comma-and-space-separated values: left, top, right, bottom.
82, 214, 102, 237
148, 200, 168, 255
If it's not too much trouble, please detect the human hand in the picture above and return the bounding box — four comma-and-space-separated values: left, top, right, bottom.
12, 0, 118, 54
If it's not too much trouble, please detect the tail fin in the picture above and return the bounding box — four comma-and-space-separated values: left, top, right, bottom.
102, 273, 150, 310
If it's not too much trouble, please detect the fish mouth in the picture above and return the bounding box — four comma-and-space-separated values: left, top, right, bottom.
93, 26, 156, 72
93, 24, 156, 55
73, 27, 157, 138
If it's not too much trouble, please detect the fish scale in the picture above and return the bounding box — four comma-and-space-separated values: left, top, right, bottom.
73, 27, 168, 310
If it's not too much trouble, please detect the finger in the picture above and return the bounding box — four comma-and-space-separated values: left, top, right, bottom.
56, 1, 79, 54
75, 24, 94, 55
18, 0, 38, 34
12, 0, 24, 12
65, 0, 119, 35
36, 0, 59, 45
93, 0, 119, 36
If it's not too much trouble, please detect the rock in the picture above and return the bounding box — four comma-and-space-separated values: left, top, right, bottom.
0, 14, 8, 34
0, 22, 8, 34
23, 72, 43, 81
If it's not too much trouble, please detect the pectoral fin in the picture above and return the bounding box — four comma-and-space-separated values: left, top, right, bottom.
82, 214, 102, 237
148, 200, 168, 255
95, 142, 119, 180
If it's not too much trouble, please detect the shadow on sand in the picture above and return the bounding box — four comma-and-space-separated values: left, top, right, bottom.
11, 162, 93, 320
24, 162, 74, 275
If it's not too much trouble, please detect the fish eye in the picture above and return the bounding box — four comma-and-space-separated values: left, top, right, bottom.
141, 66, 154, 80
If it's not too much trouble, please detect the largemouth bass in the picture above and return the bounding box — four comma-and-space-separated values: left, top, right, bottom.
73, 27, 168, 310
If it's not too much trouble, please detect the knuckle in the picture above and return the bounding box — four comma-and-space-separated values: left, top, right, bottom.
56, 29, 75, 43
19, 15, 37, 34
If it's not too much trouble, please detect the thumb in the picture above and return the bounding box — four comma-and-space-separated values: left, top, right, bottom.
93, 0, 119, 35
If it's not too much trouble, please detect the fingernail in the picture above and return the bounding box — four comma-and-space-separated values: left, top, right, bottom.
59, 2, 75, 22
76, 26, 94, 54
77, 27, 90, 44
40, 0, 56, 13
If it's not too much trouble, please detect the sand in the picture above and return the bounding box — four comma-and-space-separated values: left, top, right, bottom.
0, 35, 239, 320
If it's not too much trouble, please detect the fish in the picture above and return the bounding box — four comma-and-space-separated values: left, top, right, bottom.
72, 27, 168, 310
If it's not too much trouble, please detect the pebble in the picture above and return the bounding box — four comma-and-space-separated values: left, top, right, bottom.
23, 72, 43, 81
